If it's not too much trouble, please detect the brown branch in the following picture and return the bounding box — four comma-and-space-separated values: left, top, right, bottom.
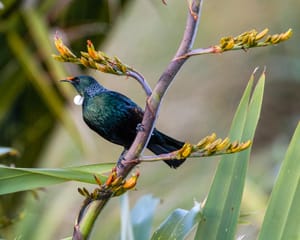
126, 69, 152, 96
117, 0, 203, 176
177, 28, 293, 59
137, 137, 251, 163
72, 1, 203, 239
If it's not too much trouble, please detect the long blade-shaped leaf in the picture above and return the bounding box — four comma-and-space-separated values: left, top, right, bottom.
0, 163, 114, 194
131, 194, 160, 240
151, 202, 201, 240
22, 8, 67, 81
7, 31, 83, 150
151, 209, 188, 240
120, 193, 134, 240
169, 202, 201, 239
258, 122, 300, 240
195, 70, 265, 239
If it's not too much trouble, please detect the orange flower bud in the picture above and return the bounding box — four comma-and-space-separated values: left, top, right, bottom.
123, 172, 140, 190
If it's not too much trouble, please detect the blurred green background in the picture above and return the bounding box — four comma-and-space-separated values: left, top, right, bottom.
0, 0, 299, 239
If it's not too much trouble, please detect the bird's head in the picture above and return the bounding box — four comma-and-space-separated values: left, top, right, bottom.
61, 75, 103, 96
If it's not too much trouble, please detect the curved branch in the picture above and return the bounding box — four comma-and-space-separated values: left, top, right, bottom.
179, 28, 293, 59
73, 199, 109, 240
126, 69, 152, 96
118, 0, 203, 176
73, 1, 204, 238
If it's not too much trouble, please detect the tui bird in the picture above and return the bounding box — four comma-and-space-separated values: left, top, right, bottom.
61, 75, 185, 168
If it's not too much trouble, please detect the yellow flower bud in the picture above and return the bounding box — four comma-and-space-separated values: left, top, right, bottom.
179, 143, 193, 158
123, 172, 140, 190
239, 140, 252, 150
216, 137, 230, 151
54, 35, 76, 58
270, 34, 281, 44
80, 57, 90, 67
255, 28, 269, 41
80, 51, 90, 58
105, 167, 117, 186
113, 186, 127, 197
281, 28, 293, 40
52, 54, 65, 62
94, 174, 102, 186
87, 40, 98, 60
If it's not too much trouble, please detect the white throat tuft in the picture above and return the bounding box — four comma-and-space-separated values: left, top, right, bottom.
73, 95, 84, 105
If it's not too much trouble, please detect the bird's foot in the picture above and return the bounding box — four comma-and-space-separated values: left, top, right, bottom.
118, 157, 140, 168
136, 123, 145, 132
117, 160, 125, 169
117, 154, 127, 169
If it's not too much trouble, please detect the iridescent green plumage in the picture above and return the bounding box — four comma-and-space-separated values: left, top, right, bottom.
62, 75, 185, 168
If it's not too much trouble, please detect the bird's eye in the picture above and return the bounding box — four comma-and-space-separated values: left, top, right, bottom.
72, 77, 80, 83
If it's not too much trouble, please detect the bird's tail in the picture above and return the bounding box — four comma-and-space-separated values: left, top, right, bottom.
147, 129, 186, 168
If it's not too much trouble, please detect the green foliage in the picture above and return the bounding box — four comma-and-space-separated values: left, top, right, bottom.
258, 122, 300, 240
0, 0, 131, 167
131, 195, 160, 240
0, 1, 298, 239
144, 70, 264, 240
0, 163, 114, 195
1, 59, 298, 240
7, 31, 82, 149
195, 70, 264, 239
119, 70, 299, 240
151, 202, 201, 240
0, 2, 131, 236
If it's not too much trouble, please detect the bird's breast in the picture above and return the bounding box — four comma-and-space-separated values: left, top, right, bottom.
82, 96, 128, 140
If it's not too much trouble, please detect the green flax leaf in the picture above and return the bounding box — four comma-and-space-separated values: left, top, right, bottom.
195, 70, 265, 239
151, 209, 188, 240
23, 8, 66, 80
258, 122, 300, 240
151, 202, 201, 240
22, 8, 67, 81
0, 163, 114, 194
131, 194, 160, 240
6, 31, 84, 151
120, 193, 134, 240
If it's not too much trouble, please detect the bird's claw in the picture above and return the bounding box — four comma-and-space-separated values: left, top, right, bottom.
117, 160, 125, 169
136, 123, 145, 132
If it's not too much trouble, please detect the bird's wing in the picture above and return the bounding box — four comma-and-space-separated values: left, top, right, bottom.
83, 91, 144, 148
108, 92, 145, 148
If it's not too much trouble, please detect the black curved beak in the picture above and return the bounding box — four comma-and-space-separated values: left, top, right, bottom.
60, 79, 72, 83
60, 76, 76, 83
